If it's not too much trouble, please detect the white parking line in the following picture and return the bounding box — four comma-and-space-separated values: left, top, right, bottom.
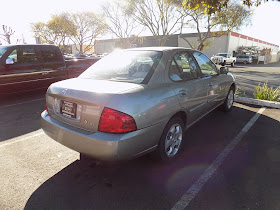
0, 131, 44, 149
171, 107, 266, 210
0, 98, 44, 109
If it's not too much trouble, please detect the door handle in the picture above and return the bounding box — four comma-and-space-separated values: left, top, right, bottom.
179, 90, 187, 97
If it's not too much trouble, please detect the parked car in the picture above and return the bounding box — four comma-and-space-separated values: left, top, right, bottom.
236, 55, 253, 64
41, 47, 236, 162
0, 44, 99, 95
211, 53, 236, 67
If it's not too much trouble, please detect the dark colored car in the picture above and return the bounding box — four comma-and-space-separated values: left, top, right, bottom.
0, 44, 99, 95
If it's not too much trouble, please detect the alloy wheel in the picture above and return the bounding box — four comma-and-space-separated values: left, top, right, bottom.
165, 124, 183, 157
227, 89, 234, 109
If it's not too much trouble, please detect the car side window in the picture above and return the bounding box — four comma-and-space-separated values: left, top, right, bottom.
192, 51, 218, 77
169, 52, 199, 81
7, 48, 38, 64
40, 48, 60, 62
8, 49, 18, 63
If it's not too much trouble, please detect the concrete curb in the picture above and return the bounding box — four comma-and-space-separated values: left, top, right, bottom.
235, 96, 280, 109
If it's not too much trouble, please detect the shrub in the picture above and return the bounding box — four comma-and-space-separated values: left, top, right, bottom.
235, 86, 246, 97
253, 83, 280, 102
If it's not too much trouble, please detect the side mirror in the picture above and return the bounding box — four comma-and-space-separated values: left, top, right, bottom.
6, 58, 14, 65
220, 66, 229, 74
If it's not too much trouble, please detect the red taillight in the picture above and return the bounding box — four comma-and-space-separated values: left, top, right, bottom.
45, 94, 48, 112
98, 108, 137, 133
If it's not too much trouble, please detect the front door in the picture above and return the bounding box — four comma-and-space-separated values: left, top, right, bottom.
0, 47, 43, 94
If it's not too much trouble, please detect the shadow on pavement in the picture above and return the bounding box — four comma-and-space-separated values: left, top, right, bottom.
24, 105, 280, 210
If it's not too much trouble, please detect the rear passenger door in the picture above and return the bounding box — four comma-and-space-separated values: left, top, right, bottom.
0, 46, 43, 94
39, 46, 67, 87
168, 51, 209, 125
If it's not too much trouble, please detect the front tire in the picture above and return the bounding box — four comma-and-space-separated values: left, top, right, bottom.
231, 62, 235, 67
154, 117, 184, 162
221, 87, 234, 112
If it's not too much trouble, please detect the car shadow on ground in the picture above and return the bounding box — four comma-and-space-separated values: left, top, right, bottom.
24, 104, 280, 210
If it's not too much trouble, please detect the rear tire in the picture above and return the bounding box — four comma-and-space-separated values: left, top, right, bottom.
221, 87, 234, 112
231, 62, 235, 67
153, 117, 185, 162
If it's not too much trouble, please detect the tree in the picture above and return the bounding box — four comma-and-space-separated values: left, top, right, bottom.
181, 0, 271, 15
102, 0, 143, 48
70, 12, 107, 54
31, 22, 58, 44
0, 25, 15, 44
180, 2, 252, 51
125, 0, 186, 46
31, 13, 76, 49
48, 13, 77, 51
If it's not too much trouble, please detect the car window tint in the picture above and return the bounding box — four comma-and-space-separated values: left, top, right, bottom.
41, 48, 59, 62
193, 51, 218, 77
8, 48, 38, 64
173, 52, 198, 80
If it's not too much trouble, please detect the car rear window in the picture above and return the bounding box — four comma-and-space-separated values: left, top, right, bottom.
79, 50, 162, 84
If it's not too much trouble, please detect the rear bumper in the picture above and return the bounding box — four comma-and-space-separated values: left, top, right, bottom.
41, 111, 165, 161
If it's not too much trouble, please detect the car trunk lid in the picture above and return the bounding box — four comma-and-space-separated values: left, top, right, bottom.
46, 78, 139, 132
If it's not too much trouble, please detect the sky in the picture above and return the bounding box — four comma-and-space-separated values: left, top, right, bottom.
0, 0, 279, 47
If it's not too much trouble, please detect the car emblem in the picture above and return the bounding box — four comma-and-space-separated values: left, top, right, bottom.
62, 89, 67, 95
84, 120, 95, 127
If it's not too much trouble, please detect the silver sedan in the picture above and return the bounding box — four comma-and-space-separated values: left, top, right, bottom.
41, 47, 235, 162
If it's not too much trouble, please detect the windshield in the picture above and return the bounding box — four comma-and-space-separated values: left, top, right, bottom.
79, 50, 162, 84
0, 46, 8, 58
216, 53, 227, 57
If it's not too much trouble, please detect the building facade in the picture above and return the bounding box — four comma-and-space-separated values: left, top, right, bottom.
95, 31, 279, 62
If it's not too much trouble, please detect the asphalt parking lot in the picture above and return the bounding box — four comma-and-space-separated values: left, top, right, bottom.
0, 89, 280, 210
228, 61, 280, 98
